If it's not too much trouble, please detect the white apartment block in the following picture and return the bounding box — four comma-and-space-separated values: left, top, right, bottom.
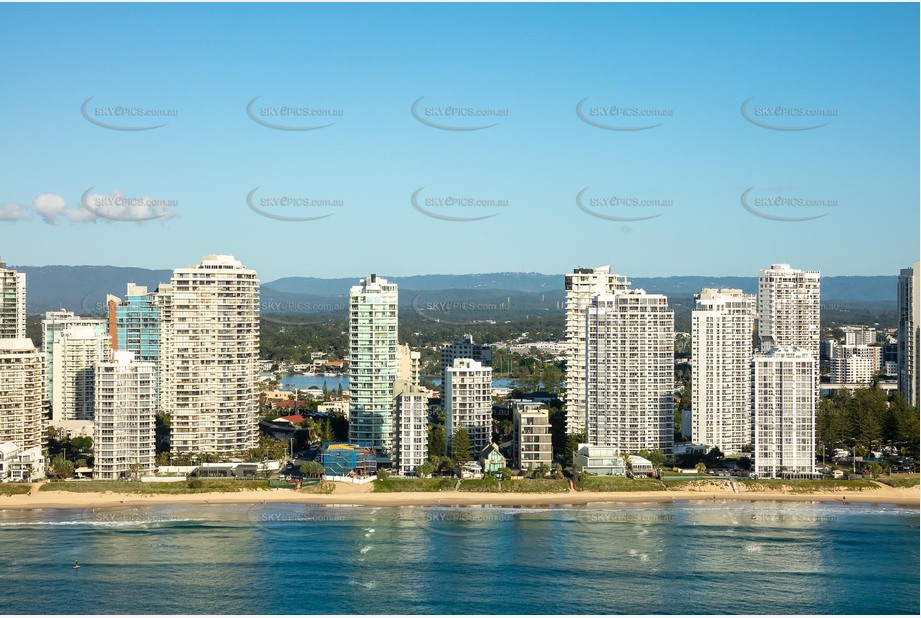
41, 310, 107, 410
0, 258, 26, 339
348, 274, 399, 457
757, 263, 821, 361
441, 334, 491, 388
51, 325, 109, 423
94, 351, 156, 480
397, 343, 421, 387
507, 341, 569, 356
564, 266, 630, 436
445, 358, 493, 455
691, 288, 755, 455
898, 262, 919, 406
393, 379, 428, 475
753, 347, 816, 478
842, 326, 876, 346
0, 442, 45, 483
831, 345, 881, 385
585, 290, 674, 455
511, 401, 552, 470
0, 338, 46, 451
161, 255, 260, 454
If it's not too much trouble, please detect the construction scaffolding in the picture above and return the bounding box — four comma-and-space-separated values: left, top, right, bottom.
321, 442, 378, 477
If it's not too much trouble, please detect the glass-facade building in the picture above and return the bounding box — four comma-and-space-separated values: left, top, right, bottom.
110, 284, 161, 405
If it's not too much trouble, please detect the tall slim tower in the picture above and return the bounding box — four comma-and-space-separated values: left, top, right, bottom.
0, 258, 26, 339
564, 266, 630, 436
752, 347, 816, 478
691, 289, 755, 455
756, 263, 821, 361
348, 274, 399, 459
585, 290, 674, 455
108, 284, 162, 406
162, 255, 260, 454
94, 351, 156, 480
393, 379, 428, 475
898, 261, 920, 406
445, 358, 493, 456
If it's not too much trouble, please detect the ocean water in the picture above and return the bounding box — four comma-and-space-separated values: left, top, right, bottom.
0, 501, 917, 614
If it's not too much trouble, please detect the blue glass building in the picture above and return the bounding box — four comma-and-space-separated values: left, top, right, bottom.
110, 283, 161, 404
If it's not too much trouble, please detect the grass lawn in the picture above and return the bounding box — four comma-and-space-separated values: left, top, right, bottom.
299, 481, 336, 494
738, 479, 878, 492
458, 478, 502, 492
39, 479, 272, 494
371, 478, 455, 492
662, 477, 726, 488
0, 484, 32, 496
577, 477, 666, 492
500, 479, 571, 493
878, 475, 920, 488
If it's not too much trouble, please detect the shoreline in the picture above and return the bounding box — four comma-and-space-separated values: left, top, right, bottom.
1, 484, 917, 511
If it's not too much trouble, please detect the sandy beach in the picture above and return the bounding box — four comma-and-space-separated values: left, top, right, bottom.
1, 481, 917, 511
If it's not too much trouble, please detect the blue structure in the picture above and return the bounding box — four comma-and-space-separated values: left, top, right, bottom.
112, 284, 161, 404
322, 442, 377, 477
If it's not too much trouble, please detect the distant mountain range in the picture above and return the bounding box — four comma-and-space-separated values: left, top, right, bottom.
11, 265, 900, 315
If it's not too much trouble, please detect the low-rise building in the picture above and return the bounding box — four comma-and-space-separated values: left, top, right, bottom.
479, 443, 506, 475
189, 463, 258, 479
456, 460, 484, 479
317, 400, 349, 417
0, 442, 45, 482
573, 444, 626, 476
322, 442, 377, 477
627, 455, 655, 477
0, 442, 18, 481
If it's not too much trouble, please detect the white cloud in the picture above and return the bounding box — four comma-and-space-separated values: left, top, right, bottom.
0, 202, 29, 221
32, 193, 72, 225
81, 190, 178, 222
2, 191, 178, 225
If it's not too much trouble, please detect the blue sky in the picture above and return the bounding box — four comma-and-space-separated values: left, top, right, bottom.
0, 2, 918, 282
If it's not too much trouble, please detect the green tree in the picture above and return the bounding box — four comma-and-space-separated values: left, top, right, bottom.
428, 426, 446, 458
376, 468, 391, 480
563, 433, 584, 466
551, 463, 564, 480
127, 463, 144, 481
51, 455, 74, 480
452, 428, 472, 464
541, 363, 563, 392
495, 419, 514, 443
416, 461, 435, 478
70, 436, 93, 454
695, 461, 706, 474
300, 461, 325, 478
